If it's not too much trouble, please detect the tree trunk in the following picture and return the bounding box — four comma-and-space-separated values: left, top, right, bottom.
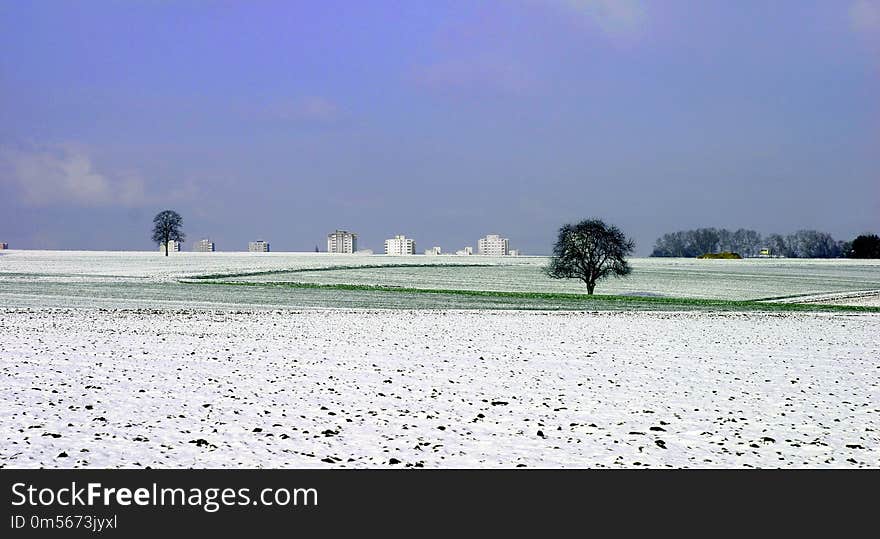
585, 280, 595, 295
164, 240, 169, 257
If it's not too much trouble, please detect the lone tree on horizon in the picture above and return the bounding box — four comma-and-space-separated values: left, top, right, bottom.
152, 210, 185, 256
545, 219, 635, 295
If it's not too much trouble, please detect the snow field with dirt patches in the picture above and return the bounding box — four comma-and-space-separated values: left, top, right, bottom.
2, 308, 877, 468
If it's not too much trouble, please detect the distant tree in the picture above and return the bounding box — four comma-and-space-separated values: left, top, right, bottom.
545, 219, 635, 295
651, 231, 688, 257
716, 228, 733, 253
152, 210, 185, 256
849, 234, 880, 258
315, 245, 320, 252
731, 228, 763, 258
653, 227, 845, 258
764, 233, 788, 257
690, 228, 721, 255
785, 230, 840, 258
652, 227, 762, 257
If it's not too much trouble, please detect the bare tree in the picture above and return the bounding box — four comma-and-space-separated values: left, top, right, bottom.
152, 210, 185, 256
652, 231, 689, 257
765, 233, 787, 257
545, 219, 635, 295
785, 230, 840, 258
732, 228, 762, 257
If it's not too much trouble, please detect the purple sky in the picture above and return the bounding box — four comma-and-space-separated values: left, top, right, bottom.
1, 0, 878, 254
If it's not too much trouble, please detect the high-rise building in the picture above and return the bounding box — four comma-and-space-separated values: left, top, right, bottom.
160, 240, 181, 253
327, 230, 357, 253
248, 240, 270, 252
478, 234, 509, 256
384, 235, 416, 255
194, 239, 215, 252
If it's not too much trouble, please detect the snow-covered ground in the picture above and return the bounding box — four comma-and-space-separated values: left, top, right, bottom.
817, 293, 880, 307
2, 250, 880, 302
769, 290, 880, 308
2, 308, 877, 468
231, 258, 880, 301
2, 251, 878, 468
0, 250, 503, 281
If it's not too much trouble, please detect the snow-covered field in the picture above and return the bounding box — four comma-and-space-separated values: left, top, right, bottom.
229, 257, 880, 302
2, 250, 880, 306
1, 250, 878, 468
0, 250, 493, 281
1, 308, 877, 468
769, 290, 880, 308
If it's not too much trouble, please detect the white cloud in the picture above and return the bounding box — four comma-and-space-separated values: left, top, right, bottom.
0, 145, 147, 208
850, 0, 880, 34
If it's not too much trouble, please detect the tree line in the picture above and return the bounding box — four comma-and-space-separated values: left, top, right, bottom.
651, 228, 879, 258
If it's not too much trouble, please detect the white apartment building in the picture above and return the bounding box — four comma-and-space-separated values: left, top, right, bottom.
424, 246, 442, 255
327, 230, 358, 254
194, 239, 215, 252
160, 240, 181, 253
248, 240, 270, 252
455, 246, 473, 256
478, 234, 509, 256
384, 235, 416, 255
